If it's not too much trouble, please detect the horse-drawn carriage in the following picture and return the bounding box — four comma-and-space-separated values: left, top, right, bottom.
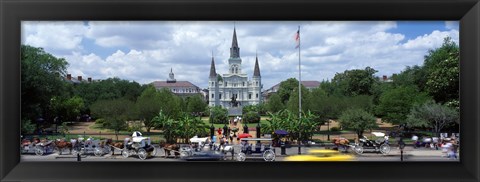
20, 137, 55, 156
117, 132, 156, 160
235, 138, 276, 161
70, 137, 111, 157
353, 132, 391, 155
179, 136, 225, 161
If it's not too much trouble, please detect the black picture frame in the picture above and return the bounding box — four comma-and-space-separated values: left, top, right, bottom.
1, 0, 479, 181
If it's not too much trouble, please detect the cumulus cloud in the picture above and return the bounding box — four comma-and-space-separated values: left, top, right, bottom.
22, 21, 87, 54
22, 21, 459, 90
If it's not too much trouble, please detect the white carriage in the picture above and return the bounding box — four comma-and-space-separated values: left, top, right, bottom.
235, 138, 276, 162
122, 132, 157, 160
20, 138, 55, 156
71, 137, 110, 157
179, 136, 225, 161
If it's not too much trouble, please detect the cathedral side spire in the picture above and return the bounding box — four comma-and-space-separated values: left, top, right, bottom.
253, 54, 261, 77
209, 55, 217, 78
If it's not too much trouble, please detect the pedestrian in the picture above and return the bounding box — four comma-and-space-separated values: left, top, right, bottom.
217, 128, 222, 135
451, 139, 458, 159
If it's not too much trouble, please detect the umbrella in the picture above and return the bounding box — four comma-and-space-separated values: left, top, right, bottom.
238, 133, 252, 139
132, 131, 142, 137
274, 130, 289, 135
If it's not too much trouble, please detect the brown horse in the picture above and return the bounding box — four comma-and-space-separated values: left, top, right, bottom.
159, 141, 180, 158
54, 139, 72, 155
104, 139, 124, 155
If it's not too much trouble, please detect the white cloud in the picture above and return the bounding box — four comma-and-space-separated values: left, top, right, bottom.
22, 21, 87, 54
22, 21, 459, 90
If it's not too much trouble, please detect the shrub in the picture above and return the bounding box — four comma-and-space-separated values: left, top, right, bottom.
95, 118, 106, 127
209, 106, 228, 124
329, 127, 340, 132
243, 111, 261, 123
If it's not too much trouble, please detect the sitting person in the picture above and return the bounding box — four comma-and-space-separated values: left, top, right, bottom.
255, 141, 262, 152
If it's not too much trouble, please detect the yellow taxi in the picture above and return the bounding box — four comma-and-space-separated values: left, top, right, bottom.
284, 149, 355, 161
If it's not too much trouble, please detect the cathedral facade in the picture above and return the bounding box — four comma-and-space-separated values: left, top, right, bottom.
208, 27, 262, 109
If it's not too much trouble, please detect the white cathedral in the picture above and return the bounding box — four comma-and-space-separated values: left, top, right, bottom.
208, 27, 262, 109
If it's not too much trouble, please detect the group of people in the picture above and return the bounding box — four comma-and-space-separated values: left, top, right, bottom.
411, 134, 459, 159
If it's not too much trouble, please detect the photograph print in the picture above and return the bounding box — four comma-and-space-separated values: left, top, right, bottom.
20, 21, 460, 162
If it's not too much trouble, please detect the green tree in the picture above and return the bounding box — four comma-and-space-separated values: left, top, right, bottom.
50, 96, 85, 123
187, 95, 207, 117
277, 78, 300, 104
338, 109, 378, 138
406, 101, 459, 137
21, 45, 69, 123
286, 85, 311, 115
135, 86, 162, 133
157, 88, 182, 119
423, 37, 459, 104
209, 106, 228, 124
331, 67, 379, 96
21, 118, 36, 134
376, 86, 431, 125
90, 99, 133, 141
266, 93, 284, 113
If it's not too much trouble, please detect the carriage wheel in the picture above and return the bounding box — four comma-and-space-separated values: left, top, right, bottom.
79, 148, 86, 155
380, 144, 391, 155
94, 148, 103, 157
236, 152, 246, 161
103, 146, 111, 154
35, 146, 45, 156
150, 147, 157, 157
122, 149, 129, 158
137, 148, 147, 160
338, 145, 347, 153
354, 145, 364, 155
263, 149, 275, 161
180, 151, 190, 159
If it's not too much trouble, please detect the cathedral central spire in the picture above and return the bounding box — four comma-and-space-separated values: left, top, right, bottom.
230, 26, 240, 58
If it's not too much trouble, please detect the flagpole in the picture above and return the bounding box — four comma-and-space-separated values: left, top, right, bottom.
297, 25, 302, 155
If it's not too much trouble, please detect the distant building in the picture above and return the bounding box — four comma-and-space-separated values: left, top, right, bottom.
208, 26, 262, 109
64, 74, 94, 85
380, 75, 393, 82
151, 68, 202, 97
262, 81, 321, 102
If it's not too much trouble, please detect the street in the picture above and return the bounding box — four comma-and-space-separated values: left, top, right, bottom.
21, 145, 459, 162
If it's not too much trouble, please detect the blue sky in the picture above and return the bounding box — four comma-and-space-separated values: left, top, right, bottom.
21, 21, 459, 89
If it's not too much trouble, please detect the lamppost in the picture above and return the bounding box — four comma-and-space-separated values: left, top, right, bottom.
327, 120, 330, 141
210, 124, 215, 140
398, 137, 406, 161
256, 123, 261, 138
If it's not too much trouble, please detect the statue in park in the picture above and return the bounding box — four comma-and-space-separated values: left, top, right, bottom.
231, 95, 238, 107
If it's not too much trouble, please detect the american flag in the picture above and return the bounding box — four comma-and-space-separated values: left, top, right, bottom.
294, 29, 300, 49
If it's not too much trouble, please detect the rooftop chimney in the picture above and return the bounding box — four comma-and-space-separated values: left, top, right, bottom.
67, 74, 71, 80
78, 76, 82, 81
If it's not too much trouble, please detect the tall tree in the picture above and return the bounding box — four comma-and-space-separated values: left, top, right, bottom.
423, 37, 459, 104
135, 86, 162, 133
266, 93, 284, 113
338, 109, 378, 138
277, 78, 300, 104
286, 85, 311, 115
406, 101, 459, 137
21, 45, 69, 123
187, 95, 208, 117
90, 98, 133, 141
331, 67, 379, 96
376, 86, 431, 125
